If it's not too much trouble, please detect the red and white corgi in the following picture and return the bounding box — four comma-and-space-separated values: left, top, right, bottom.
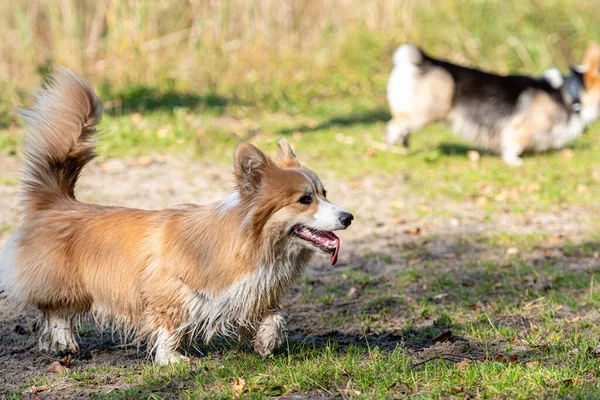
0, 68, 353, 364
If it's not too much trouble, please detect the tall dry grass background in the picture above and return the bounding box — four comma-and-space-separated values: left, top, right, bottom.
0, 0, 599, 127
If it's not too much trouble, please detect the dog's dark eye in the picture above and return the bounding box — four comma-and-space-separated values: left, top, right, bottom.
322, 189, 327, 198
298, 195, 313, 205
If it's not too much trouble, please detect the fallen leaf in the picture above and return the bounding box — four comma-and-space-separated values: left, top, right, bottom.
363, 148, 376, 158
475, 196, 489, 208
23, 385, 51, 393
495, 191, 508, 202
100, 159, 126, 172
342, 388, 362, 396
431, 330, 452, 344
456, 360, 470, 370
529, 322, 539, 330
509, 354, 520, 363
137, 156, 153, 166
495, 354, 506, 362
390, 201, 405, 210
443, 253, 456, 259
61, 354, 72, 368
157, 125, 171, 138
335, 133, 355, 145
22, 388, 41, 400
433, 293, 448, 301
232, 377, 246, 398
130, 113, 143, 124
525, 360, 541, 369
576, 184, 588, 194
555, 305, 564, 311
343, 380, 361, 396
451, 385, 466, 393
562, 148, 574, 159
563, 378, 583, 387
347, 287, 358, 298
48, 361, 67, 375
467, 150, 480, 162
506, 247, 519, 255
403, 227, 422, 236
566, 316, 580, 324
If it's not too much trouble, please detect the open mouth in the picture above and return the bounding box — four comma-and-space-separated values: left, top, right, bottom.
291, 225, 340, 265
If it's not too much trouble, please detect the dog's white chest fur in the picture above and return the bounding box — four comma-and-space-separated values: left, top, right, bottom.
182, 247, 311, 342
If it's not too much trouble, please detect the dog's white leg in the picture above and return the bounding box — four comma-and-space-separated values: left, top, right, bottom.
385, 118, 412, 147
154, 328, 189, 365
39, 314, 79, 353
500, 129, 523, 166
253, 312, 285, 358
501, 140, 524, 166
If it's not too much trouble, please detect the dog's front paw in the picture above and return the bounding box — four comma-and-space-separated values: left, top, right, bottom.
38, 317, 80, 354
502, 155, 523, 166
253, 313, 285, 358
155, 351, 189, 365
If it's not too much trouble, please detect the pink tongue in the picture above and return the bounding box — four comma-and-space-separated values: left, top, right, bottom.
331, 238, 340, 265
320, 231, 340, 266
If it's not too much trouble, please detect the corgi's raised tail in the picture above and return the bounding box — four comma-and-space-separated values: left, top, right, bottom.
19, 67, 102, 214
392, 44, 424, 66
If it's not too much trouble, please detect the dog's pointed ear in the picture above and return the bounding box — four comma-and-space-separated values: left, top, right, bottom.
234, 143, 271, 195
582, 42, 600, 86
276, 138, 300, 168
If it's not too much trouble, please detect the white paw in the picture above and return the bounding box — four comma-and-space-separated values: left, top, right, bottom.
38, 317, 79, 354
502, 155, 523, 166
155, 351, 189, 365
253, 313, 285, 358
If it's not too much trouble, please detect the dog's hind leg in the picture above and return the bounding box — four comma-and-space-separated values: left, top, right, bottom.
253, 312, 285, 358
39, 313, 79, 354
385, 115, 415, 148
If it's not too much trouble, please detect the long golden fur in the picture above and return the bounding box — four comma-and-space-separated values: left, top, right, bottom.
0, 68, 353, 364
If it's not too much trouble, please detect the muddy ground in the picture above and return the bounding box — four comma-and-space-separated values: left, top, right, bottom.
0, 154, 596, 397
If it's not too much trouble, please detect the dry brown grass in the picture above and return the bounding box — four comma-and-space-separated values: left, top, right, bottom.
0, 0, 598, 125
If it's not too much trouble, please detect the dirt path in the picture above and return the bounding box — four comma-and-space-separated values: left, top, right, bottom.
0, 154, 595, 396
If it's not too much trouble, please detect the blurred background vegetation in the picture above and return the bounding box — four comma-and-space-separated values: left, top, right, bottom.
1, 0, 599, 129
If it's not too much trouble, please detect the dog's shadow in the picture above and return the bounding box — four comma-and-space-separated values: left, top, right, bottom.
278, 107, 390, 135
436, 140, 588, 160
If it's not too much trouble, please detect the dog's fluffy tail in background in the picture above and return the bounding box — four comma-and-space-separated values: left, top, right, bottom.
392, 44, 423, 66
19, 67, 102, 214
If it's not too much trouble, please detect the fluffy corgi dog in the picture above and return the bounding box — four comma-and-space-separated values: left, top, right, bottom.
386, 43, 600, 165
0, 68, 353, 364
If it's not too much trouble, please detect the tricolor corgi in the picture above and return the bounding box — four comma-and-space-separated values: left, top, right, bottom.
386, 43, 600, 165
0, 68, 353, 364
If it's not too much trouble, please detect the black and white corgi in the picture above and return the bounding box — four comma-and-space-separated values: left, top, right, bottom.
386, 43, 600, 165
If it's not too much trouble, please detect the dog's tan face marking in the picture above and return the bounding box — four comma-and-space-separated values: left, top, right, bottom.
581, 42, 600, 124
235, 139, 352, 265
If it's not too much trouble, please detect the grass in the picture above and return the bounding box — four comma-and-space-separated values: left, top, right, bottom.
11, 233, 600, 398
2, 1, 600, 398
4, 103, 600, 215
4, 110, 600, 398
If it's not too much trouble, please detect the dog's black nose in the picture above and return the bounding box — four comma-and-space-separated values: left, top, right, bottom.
339, 212, 354, 227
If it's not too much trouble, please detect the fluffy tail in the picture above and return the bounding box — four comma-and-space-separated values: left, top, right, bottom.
19, 67, 102, 213
392, 44, 423, 66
